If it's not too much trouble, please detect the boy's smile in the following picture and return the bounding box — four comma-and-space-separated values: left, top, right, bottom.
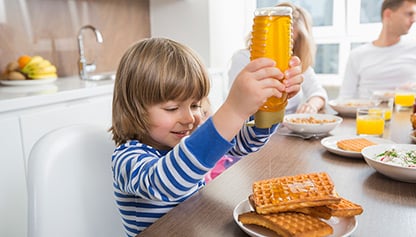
144, 99, 203, 150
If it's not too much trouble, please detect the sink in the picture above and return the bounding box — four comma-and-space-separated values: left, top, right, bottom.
83, 73, 115, 81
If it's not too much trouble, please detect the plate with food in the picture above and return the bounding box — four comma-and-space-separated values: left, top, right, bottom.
328, 99, 373, 117
234, 172, 362, 237
362, 144, 416, 183
282, 114, 342, 135
0, 77, 57, 86
321, 135, 395, 158
1, 56, 58, 86
233, 199, 357, 237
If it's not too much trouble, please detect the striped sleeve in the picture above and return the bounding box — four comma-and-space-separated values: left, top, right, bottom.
228, 123, 279, 157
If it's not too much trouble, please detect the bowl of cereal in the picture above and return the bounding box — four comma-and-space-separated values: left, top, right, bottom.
282, 114, 343, 135
362, 144, 416, 183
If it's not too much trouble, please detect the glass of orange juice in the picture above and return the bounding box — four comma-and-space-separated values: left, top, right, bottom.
356, 108, 385, 137
394, 90, 415, 111
370, 97, 393, 121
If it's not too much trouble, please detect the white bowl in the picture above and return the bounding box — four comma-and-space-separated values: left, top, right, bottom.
282, 114, 342, 135
329, 99, 372, 117
362, 144, 416, 183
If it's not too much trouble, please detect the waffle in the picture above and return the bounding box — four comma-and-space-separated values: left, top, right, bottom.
336, 138, 376, 152
238, 211, 333, 237
251, 172, 341, 214
320, 197, 363, 217
292, 206, 332, 220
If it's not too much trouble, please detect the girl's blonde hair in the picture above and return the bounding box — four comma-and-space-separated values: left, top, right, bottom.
246, 2, 316, 72
110, 38, 210, 145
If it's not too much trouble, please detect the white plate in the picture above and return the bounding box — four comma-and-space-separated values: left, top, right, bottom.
321, 135, 395, 158
328, 99, 372, 117
233, 199, 357, 237
372, 90, 395, 99
362, 144, 416, 183
282, 114, 342, 135
0, 77, 57, 86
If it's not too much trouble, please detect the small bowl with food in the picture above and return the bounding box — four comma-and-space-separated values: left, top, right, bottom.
282, 114, 343, 135
328, 98, 373, 117
362, 144, 416, 183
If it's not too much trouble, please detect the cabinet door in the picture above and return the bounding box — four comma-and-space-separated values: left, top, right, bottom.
0, 116, 27, 237
20, 95, 112, 169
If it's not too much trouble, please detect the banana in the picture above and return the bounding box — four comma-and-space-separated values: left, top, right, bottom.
21, 56, 44, 74
28, 65, 57, 78
25, 60, 52, 73
29, 72, 57, 79
17, 55, 58, 79
27, 64, 56, 74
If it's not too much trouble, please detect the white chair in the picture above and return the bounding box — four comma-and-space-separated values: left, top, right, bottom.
27, 124, 125, 237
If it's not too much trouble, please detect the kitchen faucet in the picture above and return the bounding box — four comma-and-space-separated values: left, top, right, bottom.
77, 25, 103, 80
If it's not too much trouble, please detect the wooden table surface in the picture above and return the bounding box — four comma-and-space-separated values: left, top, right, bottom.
138, 110, 416, 237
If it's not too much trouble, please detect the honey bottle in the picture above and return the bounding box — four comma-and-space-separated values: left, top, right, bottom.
250, 6, 293, 128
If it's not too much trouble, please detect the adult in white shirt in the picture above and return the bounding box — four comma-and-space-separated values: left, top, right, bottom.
339, 0, 416, 99
228, 2, 328, 114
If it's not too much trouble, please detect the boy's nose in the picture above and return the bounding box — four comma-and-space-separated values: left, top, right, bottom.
181, 109, 195, 124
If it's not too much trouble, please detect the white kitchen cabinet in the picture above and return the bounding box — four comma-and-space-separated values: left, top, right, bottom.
0, 76, 114, 237
0, 116, 27, 237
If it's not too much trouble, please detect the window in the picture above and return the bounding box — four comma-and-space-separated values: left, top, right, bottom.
256, 0, 347, 86
315, 44, 339, 75
254, 0, 416, 87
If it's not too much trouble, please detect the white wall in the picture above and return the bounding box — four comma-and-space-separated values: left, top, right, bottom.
150, 0, 256, 111
149, 0, 255, 70
150, 0, 211, 66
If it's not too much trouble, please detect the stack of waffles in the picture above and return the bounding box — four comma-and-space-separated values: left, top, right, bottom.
238, 172, 363, 237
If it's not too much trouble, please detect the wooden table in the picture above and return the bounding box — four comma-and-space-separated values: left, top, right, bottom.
138, 111, 416, 237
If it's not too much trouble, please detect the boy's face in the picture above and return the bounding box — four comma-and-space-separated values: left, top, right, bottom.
144, 98, 203, 150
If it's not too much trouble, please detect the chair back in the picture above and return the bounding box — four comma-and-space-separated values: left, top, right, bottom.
27, 124, 124, 237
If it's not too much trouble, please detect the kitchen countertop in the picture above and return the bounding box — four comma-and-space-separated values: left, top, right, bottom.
0, 75, 115, 113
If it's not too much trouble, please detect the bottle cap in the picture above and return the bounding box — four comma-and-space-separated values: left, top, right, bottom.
254, 109, 285, 128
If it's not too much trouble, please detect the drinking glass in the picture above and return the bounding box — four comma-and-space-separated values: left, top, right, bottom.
394, 90, 415, 111
356, 108, 385, 137
370, 97, 393, 121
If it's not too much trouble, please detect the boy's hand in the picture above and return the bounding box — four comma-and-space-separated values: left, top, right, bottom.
212, 56, 304, 141
283, 56, 303, 99
226, 57, 287, 118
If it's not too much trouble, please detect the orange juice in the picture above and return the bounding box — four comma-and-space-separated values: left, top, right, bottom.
384, 109, 392, 120
395, 93, 414, 107
369, 108, 391, 121
356, 115, 385, 136
250, 7, 292, 128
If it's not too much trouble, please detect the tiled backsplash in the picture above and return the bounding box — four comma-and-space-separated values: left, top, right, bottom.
0, 0, 150, 78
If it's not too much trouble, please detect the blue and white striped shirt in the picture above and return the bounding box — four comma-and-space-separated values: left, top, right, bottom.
112, 118, 277, 236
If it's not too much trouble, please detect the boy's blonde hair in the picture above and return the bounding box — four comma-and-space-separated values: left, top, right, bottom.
110, 38, 210, 145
